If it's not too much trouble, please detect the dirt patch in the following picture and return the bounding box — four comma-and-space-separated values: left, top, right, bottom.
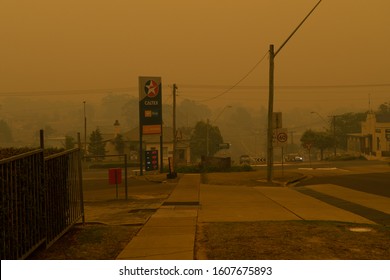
28, 223, 141, 260
195, 220, 390, 260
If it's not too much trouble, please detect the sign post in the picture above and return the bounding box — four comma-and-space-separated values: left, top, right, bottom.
139, 77, 162, 175
273, 128, 288, 148
108, 168, 122, 199
273, 128, 288, 175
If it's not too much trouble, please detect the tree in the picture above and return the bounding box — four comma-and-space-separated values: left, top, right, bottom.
301, 129, 333, 160
88, 128, 106, 158
113, 134, 125, 154
330, 112, 366, 150
190, 121, 223, 160
377, 102, 390, 115
64, 135, 75, 149
0, 120, 13, 143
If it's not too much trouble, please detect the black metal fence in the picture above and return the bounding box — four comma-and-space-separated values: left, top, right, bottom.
1, 147, 84, 259
44, 148, 84, 248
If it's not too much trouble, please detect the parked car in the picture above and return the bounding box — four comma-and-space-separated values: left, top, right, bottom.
285, 154, 303, 162
239, 155, 251, 165
293, 156, 304, 162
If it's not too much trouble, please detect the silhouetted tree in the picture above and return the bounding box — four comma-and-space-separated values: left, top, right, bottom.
88, 128, 106, 159
377, 102, 390, 115
301, 129, 333, 160
64, 135, 75, 149
113, 134, 125, 154
330, 112, 366, 150
190, 121, 223, 160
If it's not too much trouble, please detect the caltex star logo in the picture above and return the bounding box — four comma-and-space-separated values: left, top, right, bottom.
144, 80, 159, 98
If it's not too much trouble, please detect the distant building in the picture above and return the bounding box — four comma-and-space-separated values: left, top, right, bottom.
102, 121, 192, 166
347, 112, 390, 159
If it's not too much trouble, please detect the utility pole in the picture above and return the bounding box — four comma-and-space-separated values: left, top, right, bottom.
172, 84, 178, 171
333, 115, 337, 157
266, 0, 322, 182
83, 101, 87, 156
266, 44, 275, 182
206, 118, 209, 156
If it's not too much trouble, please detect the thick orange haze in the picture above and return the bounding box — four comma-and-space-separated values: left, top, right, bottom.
0, 0, 389, 111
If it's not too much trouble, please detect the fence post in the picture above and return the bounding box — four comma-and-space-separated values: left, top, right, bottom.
124, 154, 128, 200
77, 133, 85, 225
40, 129, 44, 149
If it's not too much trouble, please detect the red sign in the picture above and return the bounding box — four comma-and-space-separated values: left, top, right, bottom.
108, 168, 122, 184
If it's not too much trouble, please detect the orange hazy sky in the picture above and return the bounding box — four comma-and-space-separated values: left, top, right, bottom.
0, 0, 389, 110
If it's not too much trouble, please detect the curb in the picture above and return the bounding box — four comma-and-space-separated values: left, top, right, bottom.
284, 175, 308, 186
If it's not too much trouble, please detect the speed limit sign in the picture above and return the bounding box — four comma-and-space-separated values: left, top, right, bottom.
273, 128, 288, 147
277, 132, 288, 143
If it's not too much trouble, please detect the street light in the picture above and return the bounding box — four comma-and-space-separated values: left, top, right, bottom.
266, 0, 322, 182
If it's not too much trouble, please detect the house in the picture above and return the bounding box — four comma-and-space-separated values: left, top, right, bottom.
347, 112, 390, 159
103, 120, 192, 167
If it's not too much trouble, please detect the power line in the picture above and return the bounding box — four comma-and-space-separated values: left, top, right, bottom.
196, 51, 270, 102
179, 83, 390, 90
1, 83, 389, 98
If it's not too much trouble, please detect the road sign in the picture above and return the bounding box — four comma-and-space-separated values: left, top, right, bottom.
272, 112, 283, 129
277, 132, 288, 143
254, 157, 266, 163
218, 143, 231, 149
273, 128, 288, 147
139, 76, 162, 135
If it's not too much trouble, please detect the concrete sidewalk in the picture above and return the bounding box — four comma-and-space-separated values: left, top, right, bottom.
116, 174, 200, 260
116, 173, 382, 260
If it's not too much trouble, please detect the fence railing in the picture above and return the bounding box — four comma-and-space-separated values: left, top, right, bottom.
1, 149, 45, 260
1, 146, 84, 259
45, 148, 84, 248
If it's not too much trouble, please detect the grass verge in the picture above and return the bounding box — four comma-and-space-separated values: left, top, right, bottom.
196, 220, 390, 260
28, 223, 141, 260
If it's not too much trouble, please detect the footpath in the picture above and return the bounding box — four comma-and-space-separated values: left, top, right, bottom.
115, 173, 390, 260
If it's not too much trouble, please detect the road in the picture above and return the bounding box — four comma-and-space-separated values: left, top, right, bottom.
292, 160, 390, 197
281, 160, 390, 225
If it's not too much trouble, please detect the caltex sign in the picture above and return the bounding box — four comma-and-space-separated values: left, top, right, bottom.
139, 76, 162, 134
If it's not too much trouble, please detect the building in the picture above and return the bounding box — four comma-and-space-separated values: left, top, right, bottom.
347, 113, 390, 159
103, 121, 192, 167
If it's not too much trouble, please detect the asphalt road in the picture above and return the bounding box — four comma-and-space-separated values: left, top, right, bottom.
292, 160, 390, 197
289, 160, 390, 225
